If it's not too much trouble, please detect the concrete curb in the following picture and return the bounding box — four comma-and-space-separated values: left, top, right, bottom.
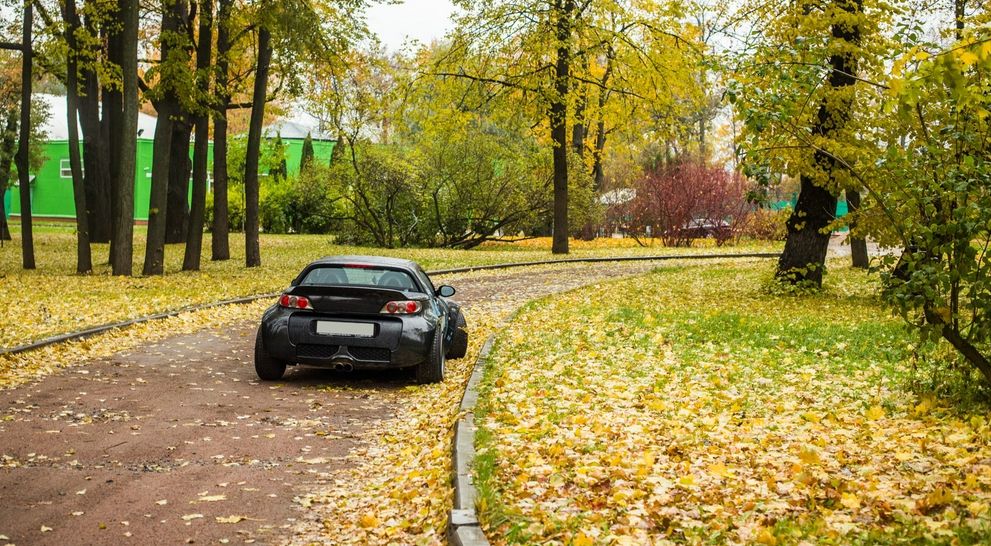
0, 293, 280, 357
449, 335, 495, 546
1, 251, 779, 356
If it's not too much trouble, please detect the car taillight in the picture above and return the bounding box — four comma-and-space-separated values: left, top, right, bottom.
380, 300, 422, 314
278, 294, 313, 310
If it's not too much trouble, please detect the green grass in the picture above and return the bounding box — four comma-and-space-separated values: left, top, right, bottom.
0, 224, 779, 349
475, 260, 991, 545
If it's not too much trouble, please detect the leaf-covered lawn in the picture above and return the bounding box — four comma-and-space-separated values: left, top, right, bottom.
0, 226, 778, 349
286, 261, 673, 545
476, 261, 991, 545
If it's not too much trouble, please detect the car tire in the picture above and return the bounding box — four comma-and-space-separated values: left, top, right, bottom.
446, 312, 468, 360
254, 328, 286, 381
416, 325, 445, 384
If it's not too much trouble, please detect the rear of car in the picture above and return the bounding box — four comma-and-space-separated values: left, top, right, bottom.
259, 261, 440, 373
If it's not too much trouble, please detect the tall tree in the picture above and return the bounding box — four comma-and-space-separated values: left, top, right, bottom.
17, 0, 35, 269
183, 0, 214, 271
549, 0, 574, 254
299, 131, 314, 171
244, 22, 273, 268
164, 0, 195, 245
143, 0, 185, 275
75, 4, 112, 245
0, 111, 15, 242
62, 0, 91, 274
211, 0, 233, 261
734, 0, 877, 286
847, 189, 868, 268
443, 0, 683, 253
774, 0, 863, 286
111, 0, 139, 276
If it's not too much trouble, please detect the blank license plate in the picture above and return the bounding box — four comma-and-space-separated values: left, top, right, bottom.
316, 321, 375, 337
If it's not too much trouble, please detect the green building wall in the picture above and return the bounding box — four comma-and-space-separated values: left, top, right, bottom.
5, 136, 334, 222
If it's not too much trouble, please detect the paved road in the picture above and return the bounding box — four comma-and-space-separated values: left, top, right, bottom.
0, 260, 685, 546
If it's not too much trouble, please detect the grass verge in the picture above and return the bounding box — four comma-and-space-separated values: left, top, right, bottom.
0, 226, 778, 350
476, 260, 991, 545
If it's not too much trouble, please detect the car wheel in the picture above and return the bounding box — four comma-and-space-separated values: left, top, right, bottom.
446, 312, 469, 360
416, 325, 445, 384
254, 328, 286, 381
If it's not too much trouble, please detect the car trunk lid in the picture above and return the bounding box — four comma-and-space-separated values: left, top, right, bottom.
287, 285, 419, 315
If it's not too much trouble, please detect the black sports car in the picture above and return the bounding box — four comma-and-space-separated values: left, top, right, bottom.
254, 255, 468, 383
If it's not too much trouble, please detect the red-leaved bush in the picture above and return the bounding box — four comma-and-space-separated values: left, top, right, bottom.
627, 160, 752, 247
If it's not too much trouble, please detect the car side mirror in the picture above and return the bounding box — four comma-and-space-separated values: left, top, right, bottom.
437, 285, 456, 297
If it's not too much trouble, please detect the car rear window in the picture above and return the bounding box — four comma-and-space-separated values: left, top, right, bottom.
300, 265, 420, 291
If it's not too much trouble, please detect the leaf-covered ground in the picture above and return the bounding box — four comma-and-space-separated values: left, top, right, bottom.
0, 226, 778, 349
284, 261, 675, 545
476, 261, 991, 545
0, 256, 676, 544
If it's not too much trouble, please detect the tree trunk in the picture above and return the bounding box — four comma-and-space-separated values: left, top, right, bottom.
550, 0, 574, 255
63, 0, 92, 273
0, 111, 17, 242
590, 45, 613, 193
954, 0, 966, 40
78, 66, 111, 244
105, 11, 123, 265
211, 0, 232, 261
144, 100, 173, 275
846, 189, 868, 268
183, 0, 213, 271
244, 24, 272, 268
572, 85, 586, 158
143, 3, 181, 276
17, 0, 35, 269
776, 0, 862, 286
111, 0, 138, 276
165, 115, 192, 244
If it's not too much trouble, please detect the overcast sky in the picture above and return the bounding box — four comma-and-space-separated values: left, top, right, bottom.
365, 0, 458, 51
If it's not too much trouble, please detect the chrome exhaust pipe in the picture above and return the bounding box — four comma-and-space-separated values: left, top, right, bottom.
331, 359, 354, 372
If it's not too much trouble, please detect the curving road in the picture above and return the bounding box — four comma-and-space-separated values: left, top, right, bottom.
0, 260, 690, 545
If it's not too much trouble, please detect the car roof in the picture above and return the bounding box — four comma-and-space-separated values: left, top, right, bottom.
307, 255, 420, 270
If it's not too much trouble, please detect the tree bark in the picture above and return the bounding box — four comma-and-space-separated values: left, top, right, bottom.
143, 3, 182, 276
111, 0, 138, 275
846, 189, 868, 268
550, 0, 574, 255
776, 0, 862, 286
165, 115, 192, 243
590, 45, 613, 193
244, 23, 272, 268
162, 0, 192, 245
183, 0, 213, 271
0, 111, 16, 241
211, 0, 232, 261
78, 64, 111, 244
104, 9, 123, 265
63, 0, 92, 273
17, 0, 35, 269
572, 85, 586, 158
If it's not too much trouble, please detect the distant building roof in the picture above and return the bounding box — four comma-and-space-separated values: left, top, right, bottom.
264, 110, 334, 141
37, 93, 332, 143
37, 93, 158, 141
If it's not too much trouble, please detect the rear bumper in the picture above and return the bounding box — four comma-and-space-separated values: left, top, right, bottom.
259, 306, 434, 368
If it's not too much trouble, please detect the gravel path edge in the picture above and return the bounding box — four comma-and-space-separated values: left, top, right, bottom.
1, 252, 779, 356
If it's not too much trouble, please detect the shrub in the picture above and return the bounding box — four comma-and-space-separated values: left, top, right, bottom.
628, 160, 752, 247
332, 146, 426, 248
205, 184, 246, 233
